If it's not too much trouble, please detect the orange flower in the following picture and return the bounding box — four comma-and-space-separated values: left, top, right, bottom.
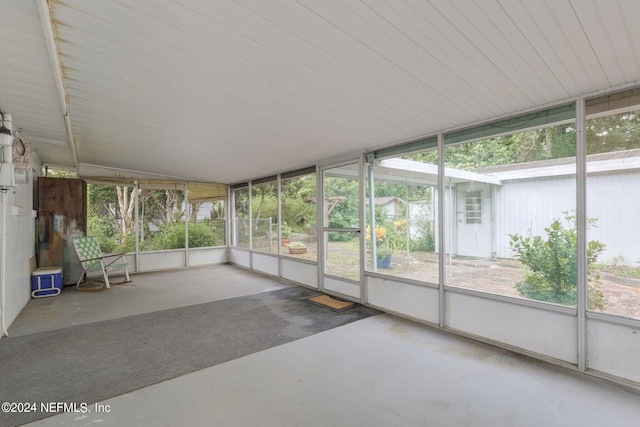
366, 225, 386, 243
394, 219, 406, 230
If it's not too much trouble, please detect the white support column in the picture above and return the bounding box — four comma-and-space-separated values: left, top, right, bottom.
367, 157, 377, 271
316, 165, 324, 293
576, 98, 587, 371
359, 153, 367, 303
184, 183, 189, 267
277, 174, 282, 276
248, 181, 253, 270
437, 132, 446, 328
134, 180, 140, 273
225, 185, 230, 263
230, 188, 236, 248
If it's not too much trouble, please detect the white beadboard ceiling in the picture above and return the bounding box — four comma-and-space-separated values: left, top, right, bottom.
1, 0, 639, 183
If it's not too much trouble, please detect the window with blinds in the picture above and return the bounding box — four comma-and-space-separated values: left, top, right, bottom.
465, 190, 482, 224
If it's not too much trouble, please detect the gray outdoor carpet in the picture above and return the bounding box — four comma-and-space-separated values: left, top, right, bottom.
0, 286, 380, 426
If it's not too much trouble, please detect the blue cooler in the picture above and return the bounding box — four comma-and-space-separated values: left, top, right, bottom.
31, 266, 63, 298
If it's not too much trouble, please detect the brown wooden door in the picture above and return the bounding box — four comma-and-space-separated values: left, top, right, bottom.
37, 177, 87, 285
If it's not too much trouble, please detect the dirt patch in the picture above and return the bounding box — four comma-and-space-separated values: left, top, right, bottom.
283, 241, 640, 319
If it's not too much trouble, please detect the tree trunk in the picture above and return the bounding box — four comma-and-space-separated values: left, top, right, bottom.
116, 186, 138, 235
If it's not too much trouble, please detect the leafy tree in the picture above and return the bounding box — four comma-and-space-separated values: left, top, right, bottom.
87, 215, 119, 253
546, 126, 577, 158
586, 111, 640, 154
138, 189, 187, 249
233, 188, 250, 246
509, 213, 605, 309
251, 182, 277, 222
407, 124, 576, 170
282, 174, 317, 232
234, 188, 248, 213
88, 181, 226, 251
87, 183, 138, 252
114, 186, 137, 235
144, 189, 185, 225
43, 168, 77, 178
324, 176, 359, 241
409, 214, 435, 252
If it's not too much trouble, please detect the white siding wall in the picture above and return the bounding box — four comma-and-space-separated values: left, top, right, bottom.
586, 171, 640, 265
492, 176, 576, 259
491, 172, 640, 264
1, 162, 38, 333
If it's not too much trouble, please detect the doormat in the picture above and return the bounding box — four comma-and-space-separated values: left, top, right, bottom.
307, 294, 356, 312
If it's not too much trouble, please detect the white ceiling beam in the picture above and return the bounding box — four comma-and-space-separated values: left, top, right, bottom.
36, 0, 78, 168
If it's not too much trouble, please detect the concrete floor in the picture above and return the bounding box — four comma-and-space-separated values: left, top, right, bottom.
8, 264, 640, 426
9, 264, 289, 336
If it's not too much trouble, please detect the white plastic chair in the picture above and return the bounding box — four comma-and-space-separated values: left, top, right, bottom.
73, 236, 131, 288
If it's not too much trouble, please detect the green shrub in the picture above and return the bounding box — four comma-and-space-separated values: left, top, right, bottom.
116, 234, 137, 253
87, 217, 118, 253
409, 217, 435, 252
147, 222, 220, 250
382, 220, 406, 251
281, 222, 292, 239
509, 213, 605, 310
188, 222, 222, 248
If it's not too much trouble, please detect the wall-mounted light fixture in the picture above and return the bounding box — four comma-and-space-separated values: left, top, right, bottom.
0, 112, 15, 190
0, 112, 12, 147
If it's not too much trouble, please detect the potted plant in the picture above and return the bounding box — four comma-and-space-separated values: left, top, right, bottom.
376, 245, 393, 268
281, 222, 292, 246
288, 241, 307, 254
367, 224, 392, 268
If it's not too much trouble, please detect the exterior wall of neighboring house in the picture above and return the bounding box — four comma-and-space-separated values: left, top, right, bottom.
375, 155, 640, 265
408, 201, 432, 239
375, 197, 402, 218
585, 170, 640, 266
196, 202, 211, 221
491, 175, 576, 259
477, 168, 640, 265
453, 182, 493, 258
